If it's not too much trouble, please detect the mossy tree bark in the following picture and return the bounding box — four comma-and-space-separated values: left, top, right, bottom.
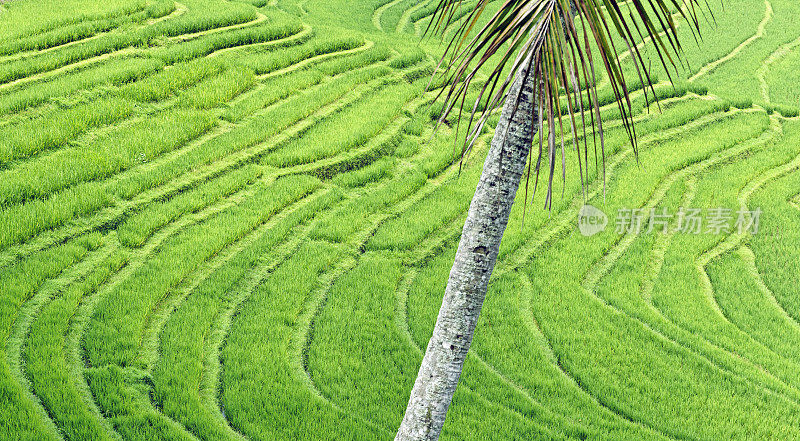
395, 59, 539, 441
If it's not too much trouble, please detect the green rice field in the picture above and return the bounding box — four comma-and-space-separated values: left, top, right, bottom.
0, 0, 799, 439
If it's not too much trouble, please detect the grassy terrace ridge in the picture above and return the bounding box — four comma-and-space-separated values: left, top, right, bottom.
0, 0, 799, 440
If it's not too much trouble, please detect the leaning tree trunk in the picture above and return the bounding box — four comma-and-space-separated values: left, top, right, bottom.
395, 60, 539, 441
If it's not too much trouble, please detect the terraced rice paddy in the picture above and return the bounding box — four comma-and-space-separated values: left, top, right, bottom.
0, 0, 799, 439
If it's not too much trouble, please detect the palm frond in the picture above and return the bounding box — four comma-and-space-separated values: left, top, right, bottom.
425, 0, 712, 208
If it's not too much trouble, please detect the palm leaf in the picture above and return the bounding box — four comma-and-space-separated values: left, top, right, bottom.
425, 0, 713, 208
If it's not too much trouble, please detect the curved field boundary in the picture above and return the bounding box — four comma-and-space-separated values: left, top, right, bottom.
75, 181, 272, 440
138, 190, 327, 441
393, 154, 668, 436
207, 23, 312, 58
203, 190, 338, 441
0, 3, 194, 92
6, 64, 406, 434
0, 4, 261, 93
756, 34, 800, 103
689, 0, 772, 82
388, 103, 684, 436
641, 177, 697, 302
497, 108, 733, 275
396, 0, 432, 33
8, 2, 797, 438
0, 59, 395, 269
4, 246, 113, 441
496, 114, 800, 440
395, 254, 584, 435
66, 233, 201, 441
258, 39, 375, 80
297, 0, 309, 15
0, 46, 141, 92
696, 127, 800, 346
0, 5, 178, 64
373, 0, 405, 32
211, 94, 450, 430
63, 239, 128, 441
398, 125, 674, 433
476, 110, 776, 430
516, 273, 676, 440
288, 149, 465, 432
412, 12, 432, 37
381, 90, 702, 266
0, 4, 554, 439
0, 119, 232, 267
394, 105, 788, 432
136, 177, 282, 371
21, 68, 412, 436
582, 115, 800, 403
148, 1, 188, 25
738, 246, 800, 332
391, 208, 468, 266
90, 73, 413, 370
10, 242, 121, 441
289, 255, 365, 413
0, 32, 107, 64
168, 9, 268, 42
394, 268, 419, 357
577, 116, 792, 428
288, 96, 508, 432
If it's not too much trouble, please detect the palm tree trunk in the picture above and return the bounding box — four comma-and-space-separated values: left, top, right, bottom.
395, 60, 539, 441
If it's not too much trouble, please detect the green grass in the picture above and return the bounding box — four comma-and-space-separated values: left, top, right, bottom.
117, 57, 226, 102
0, 97, 135, 167
153, 189, 343, 441
142, 0, 258, 39
2, 0, 800, 440
314, 44, 392, 75
117, 164, 264, 247
0, 57, 164, 114
766, 47, 800, 109
0, 234, 102, 440
367, 161, 479, 250
331, 156, 397, 187
0, 181, 112, 249
311, 168, 427, 242
176, 67, 256, 108
221, 68, 324, 122
85, 174, 321, 367
0, 2, 172, 56
0, 109, 216, 206
231, 31, 366, 74
150, 18, 305, 63
222, 243, 385, 440
0, 32, 142, 85
24, 252, 127, 441
263, 80, 416, 166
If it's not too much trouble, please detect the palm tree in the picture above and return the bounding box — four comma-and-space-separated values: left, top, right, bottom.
395, 0, 713, 439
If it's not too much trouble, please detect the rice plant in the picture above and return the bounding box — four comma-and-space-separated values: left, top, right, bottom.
0, 1, 798, 440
